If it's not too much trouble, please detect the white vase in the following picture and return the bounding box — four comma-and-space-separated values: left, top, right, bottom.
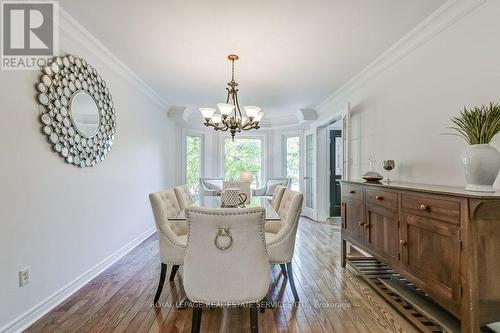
460, 144, 500, 192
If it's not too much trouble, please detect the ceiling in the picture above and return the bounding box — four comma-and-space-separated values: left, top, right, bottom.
61, 0, 446, 119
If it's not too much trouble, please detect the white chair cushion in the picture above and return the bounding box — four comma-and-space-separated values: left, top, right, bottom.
177, 234, 188, 245
204, 179, 223, 191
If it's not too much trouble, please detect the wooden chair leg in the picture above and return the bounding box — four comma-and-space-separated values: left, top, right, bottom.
250, 303, 259, 333
153, 263, 167, 304
191, 305, 202, 333
169, 264, 180, 281
279, 264, 288, 279
286, 262, 300, 303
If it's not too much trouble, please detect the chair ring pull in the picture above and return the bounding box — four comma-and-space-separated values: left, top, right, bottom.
215, 227, 233, 250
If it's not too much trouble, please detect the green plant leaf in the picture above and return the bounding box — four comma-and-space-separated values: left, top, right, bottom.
444, 102, 500, 145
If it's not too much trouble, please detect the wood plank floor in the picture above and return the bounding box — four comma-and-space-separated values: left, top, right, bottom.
25, 218, 418, 333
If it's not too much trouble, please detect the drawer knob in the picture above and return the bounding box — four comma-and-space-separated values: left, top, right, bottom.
420, 204, 428, 211
358, 221, 365, 226
400, 239, 407, 247
375, 195, 384, 200
349, 190, 356, 194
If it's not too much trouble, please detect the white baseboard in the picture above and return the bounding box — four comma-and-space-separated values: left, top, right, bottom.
0, 227, 156, 333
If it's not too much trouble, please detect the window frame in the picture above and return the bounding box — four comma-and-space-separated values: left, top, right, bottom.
181, 129, 205, 193
219, 133, 266, 189
282, 134, 301, 191
281, 131, 303, 192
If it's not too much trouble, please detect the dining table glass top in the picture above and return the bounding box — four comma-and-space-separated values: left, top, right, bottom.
171, 196, 280, 221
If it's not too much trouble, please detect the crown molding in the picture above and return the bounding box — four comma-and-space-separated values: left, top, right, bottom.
315, 0, 487, 112
58, 8, 169, 110
297, 108, 318, 122
167, 106, 188, 121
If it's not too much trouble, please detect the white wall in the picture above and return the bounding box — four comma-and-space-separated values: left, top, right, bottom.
0, 15, 175, 332
317, 0, 500, 189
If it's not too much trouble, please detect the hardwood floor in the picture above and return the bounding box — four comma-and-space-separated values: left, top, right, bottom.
26, 218, 418, 333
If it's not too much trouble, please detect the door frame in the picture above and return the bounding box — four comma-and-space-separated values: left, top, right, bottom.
329, 129, 342, 216
314, 103, 351, 222
302, 129, 317, 220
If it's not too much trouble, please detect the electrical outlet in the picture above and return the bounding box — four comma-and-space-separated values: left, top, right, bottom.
19, 267, 31, 287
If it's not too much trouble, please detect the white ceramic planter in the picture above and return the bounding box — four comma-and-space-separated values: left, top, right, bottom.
460, 144, 500, 192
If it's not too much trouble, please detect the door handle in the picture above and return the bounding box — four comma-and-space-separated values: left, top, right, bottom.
400, 239, 407, 247
375, 196, 384, 201
358, 221, 365, 226
364, 223, 370, 228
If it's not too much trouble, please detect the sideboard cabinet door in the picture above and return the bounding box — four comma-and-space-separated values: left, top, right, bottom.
400, 213, 461, 316
364, 204, 398, 265
342, 197, 364, 245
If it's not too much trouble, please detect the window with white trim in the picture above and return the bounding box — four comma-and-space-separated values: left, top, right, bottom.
185, 135, 202, 195
223, 137, 263, 188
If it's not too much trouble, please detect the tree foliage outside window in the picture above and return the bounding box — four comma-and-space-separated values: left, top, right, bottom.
186, 136, 201, 194
224, 138, 262, 188
286, 136, 300, 191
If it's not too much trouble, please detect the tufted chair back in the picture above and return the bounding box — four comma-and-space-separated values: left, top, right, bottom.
267, 190, 303, 263
174, 185, 194, 210
183, 207, 270, 305
271, 185, 286, 211
149, 190, 187, 264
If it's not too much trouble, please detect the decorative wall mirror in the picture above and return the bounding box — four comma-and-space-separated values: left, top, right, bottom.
36, 54, 116, 167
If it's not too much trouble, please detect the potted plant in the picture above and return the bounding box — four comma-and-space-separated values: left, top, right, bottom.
447, 102, 500, 192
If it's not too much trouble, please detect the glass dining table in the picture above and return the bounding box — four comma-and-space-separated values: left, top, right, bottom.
170, 196, 280, 221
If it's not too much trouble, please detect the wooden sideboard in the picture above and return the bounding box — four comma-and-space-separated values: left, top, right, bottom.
340, 180, 500, 332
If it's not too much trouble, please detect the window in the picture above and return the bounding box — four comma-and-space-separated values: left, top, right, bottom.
185, 135, 202, 195
224, 137, 262, 188
285, 136, 300, 191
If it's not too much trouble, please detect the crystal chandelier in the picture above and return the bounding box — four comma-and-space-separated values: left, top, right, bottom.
199, 54, 263, 140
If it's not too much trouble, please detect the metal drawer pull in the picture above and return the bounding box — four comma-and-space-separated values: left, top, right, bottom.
375, 195, 384, 200
358, 221, 365, 225
400, 239, 407, 247
420, 204, 428, 211
349, 190, 356, 194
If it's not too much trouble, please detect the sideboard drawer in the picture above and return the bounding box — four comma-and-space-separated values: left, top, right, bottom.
401, 193, 460, 226
342, 184, 363, 201
366, 188, 398, 210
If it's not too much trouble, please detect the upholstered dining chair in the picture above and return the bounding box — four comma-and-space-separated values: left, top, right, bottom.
199, 177, 223, 196
223, 180, 251, 203
253, 177, 291, 198
264, 189, 303, 303
184, 206, 270, 333
149, 189, 188, 304
174, 184, 194, 209
270, 185, 286, 211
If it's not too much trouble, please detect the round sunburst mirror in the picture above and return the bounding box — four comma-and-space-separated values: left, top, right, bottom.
36, 54, 116, 167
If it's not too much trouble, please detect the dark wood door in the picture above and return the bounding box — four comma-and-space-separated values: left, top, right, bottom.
400, 213, 461, 316
364, 204, 398, 265
341, 197, 363, 244
330, 130, 342, 216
